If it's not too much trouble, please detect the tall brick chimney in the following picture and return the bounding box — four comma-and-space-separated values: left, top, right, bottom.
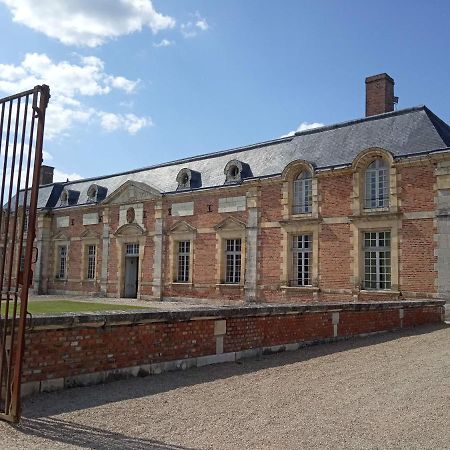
39, 165, 54, 185
365, 73, 396, 117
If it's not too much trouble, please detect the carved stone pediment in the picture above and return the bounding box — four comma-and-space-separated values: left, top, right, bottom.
114, 222, 145, 237
80, 229, 100, 240
214, 216, 246, 231
169, 220, 196, 234
52, 231, 69, 241
104, 180, 161, 205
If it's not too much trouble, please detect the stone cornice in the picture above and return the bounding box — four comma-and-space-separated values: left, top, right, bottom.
15, 299, 445, 330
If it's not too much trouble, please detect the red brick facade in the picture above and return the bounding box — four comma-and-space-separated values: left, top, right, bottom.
24, 154, 447, 304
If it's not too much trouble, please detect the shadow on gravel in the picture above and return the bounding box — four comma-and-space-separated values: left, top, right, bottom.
22, 324, 448, 420
12, 417, 197, 450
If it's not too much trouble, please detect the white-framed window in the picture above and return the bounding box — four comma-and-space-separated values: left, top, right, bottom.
293, 171, 312, 214
364, 159, 389, 209
363, 231, 391, 290
176, 240, 190, 283
125, 243, 139, 256
86, 245, 96, 280
58, 245, 67, 279
225, 238, 241, 284
292, 234, 312, 286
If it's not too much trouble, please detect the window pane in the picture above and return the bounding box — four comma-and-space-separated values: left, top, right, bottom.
177, 240, 190, 282
87, 245, 96, 279
293, 172, 312, 214
225, 239, 241, 283
363, 231, 391, 289
292, 234, 312, 286
126, 243, 139, 255
364, 159, 389, 209
58, 245, 67, 279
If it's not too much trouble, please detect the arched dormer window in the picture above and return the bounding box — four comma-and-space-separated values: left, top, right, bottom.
176, 168, 202, 191
59, 190, 68, 207
224, 160, 252, 184
364, 159, 389, 209
293, 170, 312, 214
87, 185, 98, 203
59, 188, 80, 207
87, 184, 107, 203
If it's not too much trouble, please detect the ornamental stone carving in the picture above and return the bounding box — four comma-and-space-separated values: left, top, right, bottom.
126, 207, 135, 224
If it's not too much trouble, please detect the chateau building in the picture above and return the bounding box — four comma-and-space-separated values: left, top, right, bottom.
13, 74, 450, 303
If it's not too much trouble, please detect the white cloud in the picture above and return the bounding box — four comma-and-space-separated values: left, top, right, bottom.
99, 112, 153, 134
53, 169, 83, 183
0, 53, 152, 140
107, 76, 139, 94
181, 12, 209, 38
281, 122, 325, 138
196, 19, 209, 31
153, 39, 174, 48
0, 0, 175, 47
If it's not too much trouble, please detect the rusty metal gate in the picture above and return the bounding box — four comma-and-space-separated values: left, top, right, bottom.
0, 85, 50, 423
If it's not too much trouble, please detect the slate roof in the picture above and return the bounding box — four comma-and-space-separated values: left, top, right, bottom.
32, 105, 450, 210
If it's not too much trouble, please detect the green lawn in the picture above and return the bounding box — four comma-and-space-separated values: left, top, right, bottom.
1, 299, 151, 315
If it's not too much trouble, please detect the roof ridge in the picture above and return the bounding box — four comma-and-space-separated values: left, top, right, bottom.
294, 105, 427, 137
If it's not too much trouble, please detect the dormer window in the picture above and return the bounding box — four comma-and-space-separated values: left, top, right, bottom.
176, 168, 201, 191
224, 160, 252, 184
87, 185, 98, 203
293, 170, 312, 214
60, 190, 69, 207
364, 159, 389, 209
59, 188, 80, 207
86, 184, 107, 203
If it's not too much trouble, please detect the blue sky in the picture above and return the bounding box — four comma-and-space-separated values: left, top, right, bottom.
0, 0, 449, 181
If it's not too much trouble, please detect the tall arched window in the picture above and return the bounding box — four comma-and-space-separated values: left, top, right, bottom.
293, 170, 312, 214
364, 159, 389, 209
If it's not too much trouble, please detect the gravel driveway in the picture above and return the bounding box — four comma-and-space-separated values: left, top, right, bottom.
1, 325, 449, 450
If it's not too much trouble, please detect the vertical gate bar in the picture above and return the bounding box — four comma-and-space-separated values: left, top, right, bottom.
9, 85, 49, 421
0, 101, 4, 412
0, 101, 13, 296
0, 102, 5, 291
2, 96, 22, 411
5, 94, 30, 411
0, 100, 14, 399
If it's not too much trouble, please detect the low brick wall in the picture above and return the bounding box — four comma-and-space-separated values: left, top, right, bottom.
18, 300, 444, 396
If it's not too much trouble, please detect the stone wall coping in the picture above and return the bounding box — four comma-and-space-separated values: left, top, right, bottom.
8, 299, 445, 330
